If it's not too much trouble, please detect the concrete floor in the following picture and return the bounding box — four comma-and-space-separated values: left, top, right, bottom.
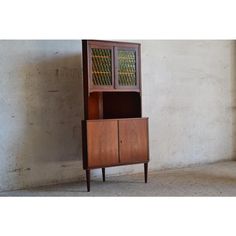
1, 161, 236, 196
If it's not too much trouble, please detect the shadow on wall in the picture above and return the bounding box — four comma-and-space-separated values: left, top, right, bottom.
12, 53, 84, 187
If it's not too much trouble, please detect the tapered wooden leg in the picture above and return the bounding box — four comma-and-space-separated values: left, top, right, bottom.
86, 169, 90, 192
102, 168, 105, 182
144, 163, 148, 183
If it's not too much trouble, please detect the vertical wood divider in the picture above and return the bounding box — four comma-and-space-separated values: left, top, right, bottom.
117, 120, 121, 163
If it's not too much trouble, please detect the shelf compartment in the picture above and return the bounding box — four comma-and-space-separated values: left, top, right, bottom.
103, 92, 141, 119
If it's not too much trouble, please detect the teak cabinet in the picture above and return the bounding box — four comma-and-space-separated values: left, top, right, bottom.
82, 40, 149, 191
85, 118, 148, 168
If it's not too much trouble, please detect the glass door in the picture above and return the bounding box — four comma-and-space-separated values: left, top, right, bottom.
115, 46, 140, 90
89, 45, 114, 91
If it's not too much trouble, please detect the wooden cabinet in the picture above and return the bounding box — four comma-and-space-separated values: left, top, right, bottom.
85, 118, 149, 169
82, 40, 149, 192
83, 40, 141, 93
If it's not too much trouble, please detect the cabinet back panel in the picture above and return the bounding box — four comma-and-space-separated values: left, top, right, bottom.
103, 92, 141, 119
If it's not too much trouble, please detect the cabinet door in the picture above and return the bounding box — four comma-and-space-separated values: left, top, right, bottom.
88, 43, 114, 91
86, 120, 119, 168
115, 46, 140, 91
119, 118, 148, 164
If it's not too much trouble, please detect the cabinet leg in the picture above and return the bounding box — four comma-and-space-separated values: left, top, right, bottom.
86, 169, 90, 192
144, 163, 148, 183
102, 168, 105, 182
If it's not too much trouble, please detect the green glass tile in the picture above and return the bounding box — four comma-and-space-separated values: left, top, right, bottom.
91, 48, 112, 86
118, 49, 136, 86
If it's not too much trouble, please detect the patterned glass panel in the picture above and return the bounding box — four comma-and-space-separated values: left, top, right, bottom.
92, 48, 112, 86
118, 50, 136, 86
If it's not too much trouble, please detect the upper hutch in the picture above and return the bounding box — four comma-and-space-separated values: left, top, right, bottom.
82, 40, 149, 191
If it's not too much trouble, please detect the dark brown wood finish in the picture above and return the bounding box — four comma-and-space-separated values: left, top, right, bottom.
86, 170, 90, 192
82, 40, 89, 120
144, 163, 148, 183
82, 40, 149, 191
102, 168, 105, 182
81, 120, 88, 169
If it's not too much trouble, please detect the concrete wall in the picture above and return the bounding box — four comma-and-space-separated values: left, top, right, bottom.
0, 40, 235, 191
0, 41, 83, 191
141, 40, 236, 170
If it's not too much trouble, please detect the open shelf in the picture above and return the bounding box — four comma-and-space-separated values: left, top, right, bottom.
88, 92, 141, 120
103, 92, 141, 119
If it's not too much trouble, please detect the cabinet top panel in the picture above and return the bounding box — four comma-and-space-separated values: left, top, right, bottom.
86, 117, 148, 122
83, 39, 141, 47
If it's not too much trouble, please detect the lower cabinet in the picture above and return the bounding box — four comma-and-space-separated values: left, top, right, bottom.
82, 118, 149, 191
